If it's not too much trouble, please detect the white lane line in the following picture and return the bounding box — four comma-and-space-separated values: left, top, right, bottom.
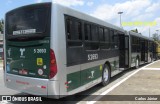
0, 101, 8, 104
87, 60, 159, 104
142, 68, 160, 70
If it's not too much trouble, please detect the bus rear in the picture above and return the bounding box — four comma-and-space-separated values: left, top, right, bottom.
4, 3, 59, 97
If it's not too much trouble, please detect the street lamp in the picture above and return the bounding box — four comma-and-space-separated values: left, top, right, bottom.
149, 27, 150, 38
118, 11, 123, 28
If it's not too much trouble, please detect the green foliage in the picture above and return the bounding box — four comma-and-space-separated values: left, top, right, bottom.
152, 33, 159, 41
131, 28, 138, 33
0, 19, 4, 34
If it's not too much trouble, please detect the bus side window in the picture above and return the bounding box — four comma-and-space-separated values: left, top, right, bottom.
91, 25, 98, 41
65, 16, 82, 47
113, 31, 119, 49
131, 36, 138, 52
84, 23, 99, 50
99, 27, 104, 42
136, 38, 139, 52
99, 27, 110, 49
78, 22, 82, 40
104, 28, 109, 42
84, 24, 91, 41
110, 30, 114, 49
110, 30, 119, 49
99, 27, 108, 50
104, 28, 110, 49
75, 21, 82, 40
66, 18, 72, 40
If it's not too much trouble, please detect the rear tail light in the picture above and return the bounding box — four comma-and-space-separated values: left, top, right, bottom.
49, 49, 57, 79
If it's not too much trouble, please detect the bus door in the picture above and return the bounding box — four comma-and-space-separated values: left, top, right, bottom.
119, 34, 129, 68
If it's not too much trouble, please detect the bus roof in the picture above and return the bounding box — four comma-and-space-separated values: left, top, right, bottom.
129, 31, 153, 41
52, 2, 126, 33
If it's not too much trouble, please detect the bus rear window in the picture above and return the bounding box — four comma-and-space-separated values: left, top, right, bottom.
6, 3, 51, 38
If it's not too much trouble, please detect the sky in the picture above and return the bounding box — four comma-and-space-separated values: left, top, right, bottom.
0, 0, 160, 37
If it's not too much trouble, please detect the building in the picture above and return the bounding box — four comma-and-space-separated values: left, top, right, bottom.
0, 33, 3, 59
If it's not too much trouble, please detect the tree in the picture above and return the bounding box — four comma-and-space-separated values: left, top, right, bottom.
0, 19, 4, 34
152, 33, 159, 41
130, 28, 138, 33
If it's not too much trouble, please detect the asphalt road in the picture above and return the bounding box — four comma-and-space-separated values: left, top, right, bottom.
145, 60, 160, 68
0, 69, 20, 95
87, 60, 160, 104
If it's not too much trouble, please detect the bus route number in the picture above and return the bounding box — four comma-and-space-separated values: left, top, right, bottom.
88, 54, 98, 61
34, 49, 46, 53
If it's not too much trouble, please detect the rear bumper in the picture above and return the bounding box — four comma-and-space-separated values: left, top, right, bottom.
5, 73, 60, 99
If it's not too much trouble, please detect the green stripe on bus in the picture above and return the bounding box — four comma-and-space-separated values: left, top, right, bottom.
67, 65, 101, 92
67, 71, 81, 92
67, 60, 119, 92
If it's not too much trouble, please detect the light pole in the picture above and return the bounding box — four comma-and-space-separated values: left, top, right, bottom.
149, 27, 150, 38
118, 11, 123, 28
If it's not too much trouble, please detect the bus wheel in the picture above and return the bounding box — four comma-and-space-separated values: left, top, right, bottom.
135, 59, 139, 69
101, 64, 110, 86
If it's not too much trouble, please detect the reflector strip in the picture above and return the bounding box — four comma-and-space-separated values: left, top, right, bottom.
41, 86, 46, 89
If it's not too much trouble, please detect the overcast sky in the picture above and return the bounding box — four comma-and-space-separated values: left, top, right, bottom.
0, 0, 160, 37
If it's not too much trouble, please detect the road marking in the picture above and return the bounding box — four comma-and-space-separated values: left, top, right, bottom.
0, 101, 8, 104
142, 68, 160, 70
87, 60, 159, 104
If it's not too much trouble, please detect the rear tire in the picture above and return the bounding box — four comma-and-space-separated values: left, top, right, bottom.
101, 64, 110, 86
